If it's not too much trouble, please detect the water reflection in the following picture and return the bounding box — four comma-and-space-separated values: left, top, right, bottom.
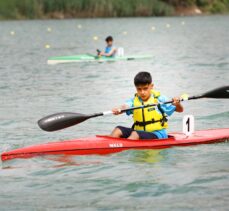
130, 149, 164, 164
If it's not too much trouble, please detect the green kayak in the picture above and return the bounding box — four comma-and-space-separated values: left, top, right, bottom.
47, 54, 152, 65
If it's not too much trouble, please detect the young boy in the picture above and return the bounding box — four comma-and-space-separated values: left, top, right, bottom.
111, 72, 183, 140
97, 36, 117, 57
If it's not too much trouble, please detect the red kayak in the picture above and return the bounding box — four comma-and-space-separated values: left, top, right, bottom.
1, 128, 229, 161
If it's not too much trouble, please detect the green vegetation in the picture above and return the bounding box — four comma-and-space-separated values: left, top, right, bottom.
0, 0, 229, 19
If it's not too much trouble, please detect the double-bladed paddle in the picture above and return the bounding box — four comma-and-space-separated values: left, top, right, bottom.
38, 86, 229, 132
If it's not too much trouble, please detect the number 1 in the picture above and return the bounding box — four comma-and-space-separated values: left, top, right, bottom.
186, 117, 190, 132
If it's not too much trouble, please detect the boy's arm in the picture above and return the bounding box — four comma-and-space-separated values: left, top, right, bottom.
106, 48, 117, 56
100, 48, 116, 57
158, 95, 183, 116
112, 98, 133, 115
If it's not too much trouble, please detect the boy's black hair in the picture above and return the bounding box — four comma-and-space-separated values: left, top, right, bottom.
105, 36, 113, 42
134, 72, 152, 86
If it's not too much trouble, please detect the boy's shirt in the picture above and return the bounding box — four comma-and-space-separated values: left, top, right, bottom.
105, 45, 116, 56
125, 95, 176, 138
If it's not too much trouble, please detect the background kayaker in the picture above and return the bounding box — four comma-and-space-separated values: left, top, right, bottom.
111, 71, 184, 140
97, 36, 117, 57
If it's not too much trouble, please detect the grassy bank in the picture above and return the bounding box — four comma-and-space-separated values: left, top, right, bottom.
0, 0, 229, 19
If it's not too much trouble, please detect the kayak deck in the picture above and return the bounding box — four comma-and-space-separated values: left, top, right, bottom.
1, 128, 229, 161
47, 54, 152, 65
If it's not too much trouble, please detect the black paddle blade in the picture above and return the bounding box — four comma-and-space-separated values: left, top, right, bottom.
38, 112, 91, 132
201, 86, 229, 99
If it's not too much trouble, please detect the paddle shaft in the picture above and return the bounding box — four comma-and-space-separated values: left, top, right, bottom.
38, 86, 229, 132
104, 94, 202, 115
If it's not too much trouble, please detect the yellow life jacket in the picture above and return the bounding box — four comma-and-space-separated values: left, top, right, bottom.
133, 90, 168, 132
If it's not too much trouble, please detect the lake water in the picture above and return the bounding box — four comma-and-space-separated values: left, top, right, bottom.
0, 16, 229, 210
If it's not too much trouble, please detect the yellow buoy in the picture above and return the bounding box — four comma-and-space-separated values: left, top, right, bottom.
166, 24, 170, 28
45, 44, 51, 49
10, 31, 15, 35
47, 27, 52, 32
123, 31, 127, 35
93, 36, 98, 41
151, 26, 156, 31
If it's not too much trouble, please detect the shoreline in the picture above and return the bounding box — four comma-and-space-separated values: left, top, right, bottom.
0, 5, 229, 21
40, 7, 206, 19
0, 13, 229, 22
1, 2, 229, 20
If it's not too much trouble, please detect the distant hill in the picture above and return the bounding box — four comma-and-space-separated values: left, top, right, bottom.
0, 0, 229, 19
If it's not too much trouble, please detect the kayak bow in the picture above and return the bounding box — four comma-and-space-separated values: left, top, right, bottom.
1, 128, 229, 161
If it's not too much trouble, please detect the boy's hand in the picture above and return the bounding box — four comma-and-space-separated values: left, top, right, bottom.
112, 105, 128, 115
172, 97, 184, 113
112, 108, 122, 115
96, 49, 101, 55
172, 97, 181, 106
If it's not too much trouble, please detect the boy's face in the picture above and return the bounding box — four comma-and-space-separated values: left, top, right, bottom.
136, 83, 153, 101
107, 40, 113, 46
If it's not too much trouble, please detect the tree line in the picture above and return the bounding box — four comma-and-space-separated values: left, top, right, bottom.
0, 0, 228, 19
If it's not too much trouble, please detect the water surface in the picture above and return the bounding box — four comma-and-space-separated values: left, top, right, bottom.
0, 16, 229, 210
